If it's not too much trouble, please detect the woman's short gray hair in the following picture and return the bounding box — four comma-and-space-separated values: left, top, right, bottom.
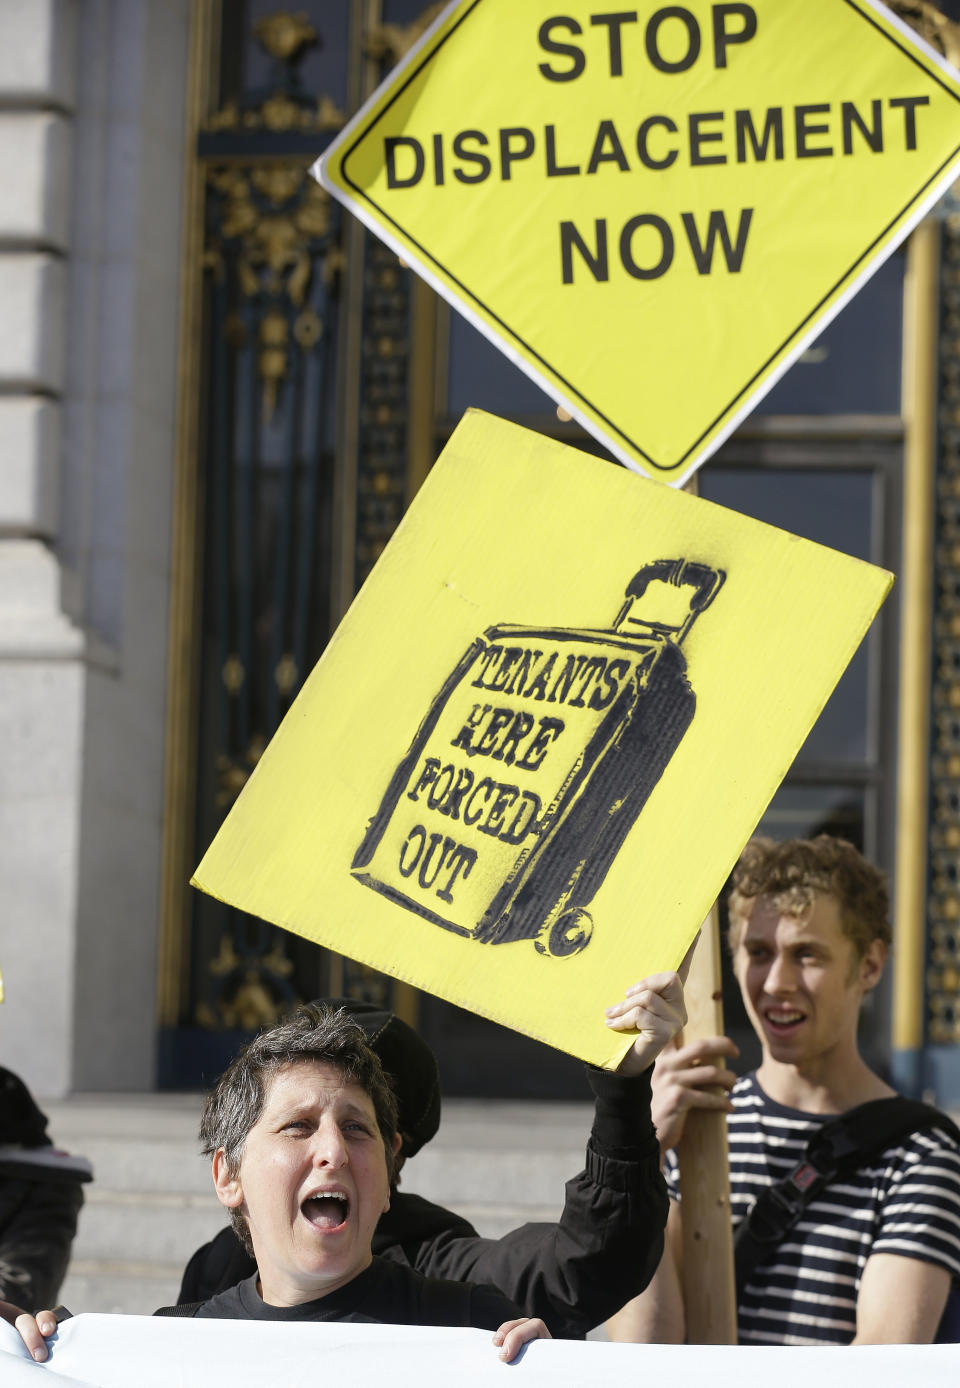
199, 1003, 399, 1252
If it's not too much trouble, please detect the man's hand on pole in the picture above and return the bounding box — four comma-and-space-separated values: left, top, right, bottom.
650, 1036, 740, 1151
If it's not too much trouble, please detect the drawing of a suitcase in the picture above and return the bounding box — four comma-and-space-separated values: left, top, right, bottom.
352, 558, 724, 957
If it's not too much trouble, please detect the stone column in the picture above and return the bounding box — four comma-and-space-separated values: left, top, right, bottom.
0, 0, 191, 1095
0, 0, 85, 1096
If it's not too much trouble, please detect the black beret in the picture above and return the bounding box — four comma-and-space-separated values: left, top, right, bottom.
325, 998, 441, 1159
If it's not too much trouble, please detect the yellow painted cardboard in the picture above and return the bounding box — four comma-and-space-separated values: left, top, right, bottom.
193, 412, 893, 1068
316, 0, 960, 484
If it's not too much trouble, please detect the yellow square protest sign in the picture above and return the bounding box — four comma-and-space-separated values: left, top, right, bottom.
317, 0, 960, 483
193, 412, 892, 1068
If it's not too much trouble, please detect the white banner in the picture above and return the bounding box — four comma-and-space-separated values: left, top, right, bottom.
3, 1315, 960, 1388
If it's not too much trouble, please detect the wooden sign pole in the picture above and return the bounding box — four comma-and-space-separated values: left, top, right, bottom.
675, 906, 738, 1343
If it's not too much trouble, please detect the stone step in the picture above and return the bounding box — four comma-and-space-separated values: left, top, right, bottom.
68, 1190, 228, 1264
60, 1265, 186, 1318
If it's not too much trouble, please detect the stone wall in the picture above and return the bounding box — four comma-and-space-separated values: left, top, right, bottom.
0, 0, 190, 1094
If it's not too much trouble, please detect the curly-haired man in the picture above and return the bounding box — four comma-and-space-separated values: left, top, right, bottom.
609, 836, 960, 1346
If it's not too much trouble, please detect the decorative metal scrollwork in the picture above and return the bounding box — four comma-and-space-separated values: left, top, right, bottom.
196, 931, 298, 1030
207, 11, 346, 134
355, 241, 413, 588
928, 198, 960, 1044
187, 4, 435, 1044
890, 2, 960, 66
193, 9, 351, 1032
364, 4, 446, 64
205, 166, 336, 416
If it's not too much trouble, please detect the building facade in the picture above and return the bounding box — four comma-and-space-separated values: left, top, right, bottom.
2, 0, 959, 1101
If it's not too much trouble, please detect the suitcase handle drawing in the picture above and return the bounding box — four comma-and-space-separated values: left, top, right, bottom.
614, 559, 725, 646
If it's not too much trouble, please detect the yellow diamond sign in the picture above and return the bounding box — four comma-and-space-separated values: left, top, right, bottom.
317, 0, 960, 484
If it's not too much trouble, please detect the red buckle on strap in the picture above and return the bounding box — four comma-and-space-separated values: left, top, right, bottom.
791, 1163, 819, 1192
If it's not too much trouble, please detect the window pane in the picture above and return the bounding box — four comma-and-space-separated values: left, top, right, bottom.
446, 311, 556, 418
755, 253, 903, 416
699, 468, 875, 763
754, 783, 866, 848
699, 469, 873, 557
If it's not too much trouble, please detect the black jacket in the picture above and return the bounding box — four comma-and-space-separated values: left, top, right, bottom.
178, 1066, 667, 1338
0, 1067, 88, 1311
163, 1259, 520, 1328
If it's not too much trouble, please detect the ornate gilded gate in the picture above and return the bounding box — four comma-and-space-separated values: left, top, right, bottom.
159, 2, 440, 1084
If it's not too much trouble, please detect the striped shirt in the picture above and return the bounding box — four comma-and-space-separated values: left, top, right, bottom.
665, 1073, 960, 1345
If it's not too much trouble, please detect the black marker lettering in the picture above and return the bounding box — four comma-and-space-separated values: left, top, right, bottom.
713, 3, 757, 67
500, 127, 536, 179
475, 707, 516, 758
545, 124, 580, 176
549, 653, 588, 703
842, 99, 883, 154
590, 658, 630, 711
889, 95, 928, 151
416, 832, 457, 890
500, 792, 542, 845
646, 7, 700, 74
479, 785, 519, 837
538, 17, 586, 81
587, 119, 631, 173
495, 711, 535, 765
398, 824, 426, 877
426, 762, 455, 811
620, 214, 674, 280
471, 645, 502, 688
682, 208, 753, 273
734, 107, 783, 162
689, 110, 726, 165
504, 647, 544, 697
524, 652, 556, 700
637, 115, 678, 169
514, 717, 565, 772
451, 704, 490, 754
452, 130, 492, 183
488, 647, 523, 692
464, 778, 494, 826
590, 11, 639, 76
385, 136, 424, 189
567, 656, 608, 708
407, 757, 440, 803
440, 765, 474, 820
560, 219, 609, 284
434, 843, 477, 903
795, 103, 833, 158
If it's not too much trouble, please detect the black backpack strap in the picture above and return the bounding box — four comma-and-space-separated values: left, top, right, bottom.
154, 1301, 205, 1317
735, 1098, 960, 1297
418, 1276, 474, 1326
806, 1100, 960, 1169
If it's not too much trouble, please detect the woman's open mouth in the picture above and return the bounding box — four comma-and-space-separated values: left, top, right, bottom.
302, 1190, 350, 1231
